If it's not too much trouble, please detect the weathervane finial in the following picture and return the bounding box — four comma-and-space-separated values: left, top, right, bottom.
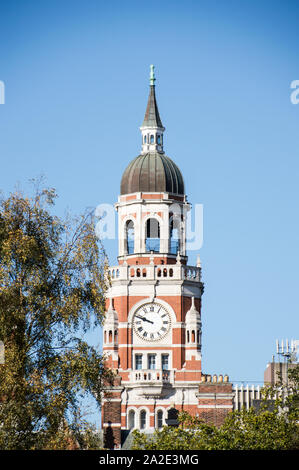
150, 64, 155, 86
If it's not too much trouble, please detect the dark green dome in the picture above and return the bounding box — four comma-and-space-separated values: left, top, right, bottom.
120, 152, 185, 196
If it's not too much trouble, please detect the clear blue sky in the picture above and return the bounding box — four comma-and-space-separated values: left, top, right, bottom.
0, 0, 298, 426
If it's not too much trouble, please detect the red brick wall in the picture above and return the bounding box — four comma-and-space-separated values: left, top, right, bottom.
197, 382, 233, 427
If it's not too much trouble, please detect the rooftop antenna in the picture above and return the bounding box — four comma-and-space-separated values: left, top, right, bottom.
276, 339, 298, 387
276, 338, 298, 362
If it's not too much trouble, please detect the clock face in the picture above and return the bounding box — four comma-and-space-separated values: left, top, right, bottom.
133, 302, 171, 341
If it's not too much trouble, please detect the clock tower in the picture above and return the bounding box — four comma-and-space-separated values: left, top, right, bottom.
102, 66, 206, 448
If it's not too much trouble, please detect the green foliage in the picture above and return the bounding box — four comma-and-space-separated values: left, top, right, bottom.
284, 364, 299, 421
0, 182, 112, 449
132, 367, 299, 451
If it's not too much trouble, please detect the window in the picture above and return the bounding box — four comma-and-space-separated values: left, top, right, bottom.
157, 134, 161, 145
162, 354, 169, 370
148, 354, 156, 370
144, 135, 146, 143
128, 410, 135, 430
169, 215, 181, 254
140, 410, 146, 429
157, 410, 163, 428
145, 218, 160, 252
126, 220, 134, 254
150, 134, 154, 144
135, 354, 142, 370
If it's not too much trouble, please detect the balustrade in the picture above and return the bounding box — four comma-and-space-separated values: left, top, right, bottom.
130, 369, 173, 384
108, 264, 201, 282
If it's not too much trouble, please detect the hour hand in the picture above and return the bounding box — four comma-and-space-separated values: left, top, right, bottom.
135, 315, 154, 324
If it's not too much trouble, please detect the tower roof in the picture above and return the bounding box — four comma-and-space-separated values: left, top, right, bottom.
142, 86, 163, 128
121, 66, 185, 196
120, 152, 185, 195
141, 65, 164, 129
185, 297, 201, 323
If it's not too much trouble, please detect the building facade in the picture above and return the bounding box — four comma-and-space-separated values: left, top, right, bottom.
102, 66, 233, 448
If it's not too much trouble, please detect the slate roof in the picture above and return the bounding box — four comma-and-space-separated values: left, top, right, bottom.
141, 85, 164, 128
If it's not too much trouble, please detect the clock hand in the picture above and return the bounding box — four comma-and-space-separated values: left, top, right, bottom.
135, 314, 154, 324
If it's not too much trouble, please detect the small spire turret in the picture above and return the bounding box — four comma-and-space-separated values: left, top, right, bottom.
140, 65, 165, 154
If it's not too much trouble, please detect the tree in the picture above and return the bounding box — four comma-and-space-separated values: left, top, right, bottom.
0, 182, 112, 449
132, 366, 299, 450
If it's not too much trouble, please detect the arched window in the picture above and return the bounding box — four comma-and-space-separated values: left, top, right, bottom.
128, 410, 135, 430
157, 410, 163, 428
145, 218, 160, 252
144, 135, 147, 143
157, 134, 161, 145
169, 215, 181, 254
140, 410, 147, 430
150, 134, 154, 144
126, 220, 134, 255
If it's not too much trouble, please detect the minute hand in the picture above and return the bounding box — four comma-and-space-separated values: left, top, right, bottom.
135, 315, 154, 324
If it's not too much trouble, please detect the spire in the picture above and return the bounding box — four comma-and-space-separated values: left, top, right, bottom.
140, 65, 165, 154
141, 65, 164, 129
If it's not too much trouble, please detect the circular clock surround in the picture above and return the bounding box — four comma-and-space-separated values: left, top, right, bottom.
132, 302, 171, 341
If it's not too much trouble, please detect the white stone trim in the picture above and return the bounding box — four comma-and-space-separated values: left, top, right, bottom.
198, 394, 233, 400
197, 405, 233, 409
103, 422, 122, 427
118, 343, 187, 347
102, 398, 122, 402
